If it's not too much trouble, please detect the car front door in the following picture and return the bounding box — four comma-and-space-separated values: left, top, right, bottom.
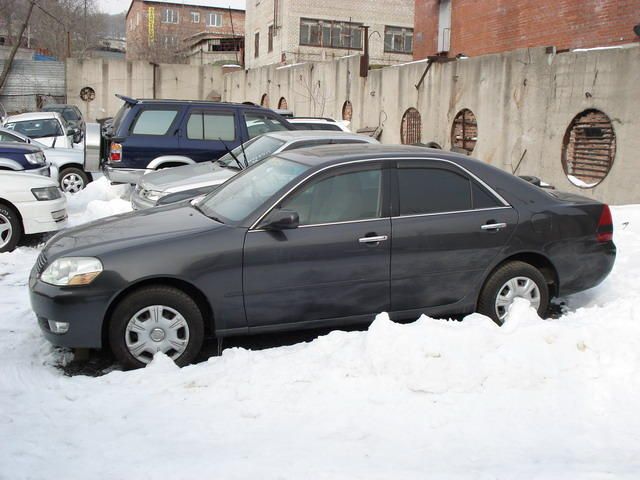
243, 161, 391, 330
390, 159, 518, 314
178, 107, 241, 162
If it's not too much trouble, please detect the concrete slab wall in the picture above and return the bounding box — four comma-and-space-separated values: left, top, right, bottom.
65, 58, 225, 122
223, 45, 640, 205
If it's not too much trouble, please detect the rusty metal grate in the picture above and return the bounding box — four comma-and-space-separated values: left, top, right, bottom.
451, 108, 477, 154
260, 94, 270, 107
342, 100, 353, 122
278, 97, 288, 109
562, 109, 616, 188
401, 107, 422, 145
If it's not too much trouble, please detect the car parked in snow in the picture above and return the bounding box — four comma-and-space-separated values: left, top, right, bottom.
30, 145, 615, 369
0, 127, 91, 193
2, 112, 80, 149
288, 117, 351, 132
0, 142, 51, 177
84, 95, 296, 185
131, 130, 378, 210
0, 171, 67, 252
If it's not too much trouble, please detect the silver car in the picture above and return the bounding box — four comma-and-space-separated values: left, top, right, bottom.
131, 130, 379, 210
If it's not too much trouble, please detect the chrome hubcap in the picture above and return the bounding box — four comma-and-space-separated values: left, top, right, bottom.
125, 305, 190, 364
495, 276, 541, 321
0, 213, 13, 249
61, 173, 84, 193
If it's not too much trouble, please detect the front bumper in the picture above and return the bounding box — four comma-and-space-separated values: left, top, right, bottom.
25, 165, 51, 177
104, 165, 145, 185
130, 187, 158, 210
19, 196, 67, 235
29, 269, 113, 349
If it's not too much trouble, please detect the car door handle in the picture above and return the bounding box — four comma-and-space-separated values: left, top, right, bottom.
481, 222, 507, 231
359, 235, 388, 244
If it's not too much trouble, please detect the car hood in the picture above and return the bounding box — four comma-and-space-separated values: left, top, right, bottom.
141, 162, 237, 193
43, 202, 221, 259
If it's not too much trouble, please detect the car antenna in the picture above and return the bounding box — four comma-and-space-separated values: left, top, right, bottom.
218, 138, 243, 170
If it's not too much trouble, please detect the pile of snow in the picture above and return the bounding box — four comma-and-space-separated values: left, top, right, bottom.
66, 177, 132, 226
1, 186, 640, 478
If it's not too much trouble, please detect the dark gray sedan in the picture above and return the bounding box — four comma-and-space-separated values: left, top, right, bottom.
29, 145, 615, 369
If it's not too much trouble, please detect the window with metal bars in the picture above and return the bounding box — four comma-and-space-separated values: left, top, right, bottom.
451, 109, 477, 154
401, 108, 422, 145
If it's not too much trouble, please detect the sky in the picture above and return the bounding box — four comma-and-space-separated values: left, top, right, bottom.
96, 0, 131, 15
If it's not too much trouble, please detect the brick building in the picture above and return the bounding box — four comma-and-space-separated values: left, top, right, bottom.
414, 0, 640, 59
245, 0, 415, 69
126, 0, 246, 64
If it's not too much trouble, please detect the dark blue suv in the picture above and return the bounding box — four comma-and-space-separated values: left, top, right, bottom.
0, 142, 50, 176
93, 96, 295, 184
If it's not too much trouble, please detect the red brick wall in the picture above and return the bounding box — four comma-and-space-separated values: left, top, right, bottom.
414, 0, 640, 59
126, 0, 245, 62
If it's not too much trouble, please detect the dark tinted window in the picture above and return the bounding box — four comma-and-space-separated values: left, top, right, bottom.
283, 169, 382, 225
472, 182, 502, 209
186, 111, 236, 141
294, 122, 342, 131
131, 109, 178, 135
398, 168, 471, 215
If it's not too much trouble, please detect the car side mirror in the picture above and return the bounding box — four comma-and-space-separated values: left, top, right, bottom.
260, 209, 299, 230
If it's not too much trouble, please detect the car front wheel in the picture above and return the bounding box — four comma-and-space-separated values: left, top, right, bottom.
477, 261, 549, 325
109, 286, 205, 369
59, 167, 89, 193
0, 203, 22, 253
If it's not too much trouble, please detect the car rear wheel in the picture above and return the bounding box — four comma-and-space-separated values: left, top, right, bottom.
0, 203, 22, 253
477, 261, 549, 325
109, 286, 205, 369
59, 167, 89, 193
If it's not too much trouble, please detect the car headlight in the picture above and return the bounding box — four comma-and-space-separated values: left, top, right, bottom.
25, 152, 46, 165
41, 257, 103, 286
143, 189, 165, 202
31, 187, 62, 201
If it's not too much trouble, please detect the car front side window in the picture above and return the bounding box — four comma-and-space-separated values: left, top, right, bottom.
281, 168, 383, 225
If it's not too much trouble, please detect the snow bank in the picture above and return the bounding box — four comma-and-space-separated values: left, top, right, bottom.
1, 189, 640, 478
66, 177, 132, 226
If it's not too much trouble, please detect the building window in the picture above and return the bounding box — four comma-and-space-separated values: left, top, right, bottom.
191, 11, 200, 23
299, 18, 363, 49
278, 97, 288, 109
562, 109, 615, 188
207, 38, 242, 52
254, 32, 260, 57
268, 25, 274, 52
342, 100, 353, 122
207, 13, 222, 27
401, 108, 421, 144
161, 35, 178, 49
451, 109, 477, 154
260, 94, 269, 107
162, 8, 178, 24
384, 26, 413, 54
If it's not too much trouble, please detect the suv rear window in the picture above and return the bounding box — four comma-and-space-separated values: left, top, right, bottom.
131, 109, 178, 135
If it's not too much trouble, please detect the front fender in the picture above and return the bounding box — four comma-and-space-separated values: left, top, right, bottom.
0, 157, 24, 170
147, 156, 195, 170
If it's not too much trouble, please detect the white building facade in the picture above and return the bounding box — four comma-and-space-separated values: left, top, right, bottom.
245, 0, 415, 69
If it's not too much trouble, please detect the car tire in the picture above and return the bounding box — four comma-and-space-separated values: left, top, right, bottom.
477, 261, 549, 325
59, 167, 89, 194
0, 203, 22, 253
108, 286, 205, 370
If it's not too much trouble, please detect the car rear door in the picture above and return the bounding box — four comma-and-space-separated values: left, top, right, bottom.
243, 161, 392, 329
390, 159, 518, 313
178, 106, 241, 162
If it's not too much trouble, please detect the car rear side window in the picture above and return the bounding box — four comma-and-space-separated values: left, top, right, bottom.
131, 109, 178, 135
187, 111, 236, 141
398, 168, 472, 215
282, 169, 382, 225
472, 182, 502, 209
244, 113, 289, 139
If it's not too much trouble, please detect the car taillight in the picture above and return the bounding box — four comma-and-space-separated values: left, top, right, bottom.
109, 143, 122, 162
596, 204, 613, 243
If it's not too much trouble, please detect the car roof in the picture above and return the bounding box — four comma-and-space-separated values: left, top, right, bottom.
288, 117, 338, 123
121, 96, 277, 112
4, 111, 63, 122
265, 130, 376, 142
42, 104, 78, 110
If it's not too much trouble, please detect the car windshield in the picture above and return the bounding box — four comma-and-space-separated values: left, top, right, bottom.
197, 156, 310, 224
5, 119, 63, 138
217, 135, 287, 168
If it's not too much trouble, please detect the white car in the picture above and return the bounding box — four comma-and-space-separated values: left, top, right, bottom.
0, 126, 90, 193
288, 117, 351, 132
0, 171, 67, 252
2, 112, 78, 149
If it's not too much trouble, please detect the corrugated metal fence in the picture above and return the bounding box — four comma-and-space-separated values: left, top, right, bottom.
0, 59, 65, 113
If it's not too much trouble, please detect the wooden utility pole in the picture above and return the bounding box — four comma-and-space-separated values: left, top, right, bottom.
0, 0, 36, 93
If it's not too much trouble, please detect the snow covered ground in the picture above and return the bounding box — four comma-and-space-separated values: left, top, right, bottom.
1, 179, 639, 479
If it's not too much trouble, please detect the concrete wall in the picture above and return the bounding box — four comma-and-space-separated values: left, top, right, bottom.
65, 58, 225, 121
224, 45, 640, 205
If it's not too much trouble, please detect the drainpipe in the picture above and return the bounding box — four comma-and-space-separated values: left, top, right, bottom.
360, 25, 369, 78
150, 62, 158, 99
